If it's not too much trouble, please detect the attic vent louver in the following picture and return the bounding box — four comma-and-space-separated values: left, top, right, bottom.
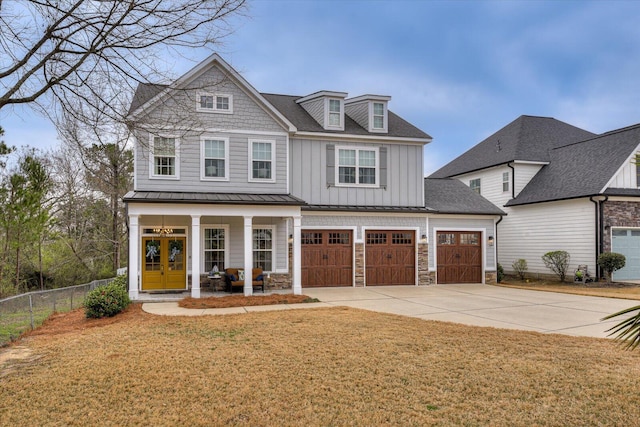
496, 139, 501, 152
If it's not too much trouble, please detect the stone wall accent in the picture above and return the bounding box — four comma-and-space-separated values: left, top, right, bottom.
485, 271, 497, 285
418, 243, 432, 285
268, 273, 291, 290
603, 201, 640, 252
355, 242, 365, 287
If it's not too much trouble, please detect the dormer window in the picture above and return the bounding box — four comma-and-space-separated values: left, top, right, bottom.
328, 99, 342, 127
372, 102, 385, 130
197, 92, 233, 114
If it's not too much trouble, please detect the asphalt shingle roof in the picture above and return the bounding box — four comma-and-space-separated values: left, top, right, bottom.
430, 115, 596, 178
505, 123, 640, 206
424, 178, 505, 215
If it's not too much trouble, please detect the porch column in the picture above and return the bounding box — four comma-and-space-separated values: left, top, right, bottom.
292, 216, 302, 295
243, 216, 253, 296
191, 215, 201, 298
128, 214, 139, 300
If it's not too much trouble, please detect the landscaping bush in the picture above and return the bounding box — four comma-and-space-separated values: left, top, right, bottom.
542, 251, 570, 282
512, 259, 528, 280
497, 263, 504, 283
598, 252, 626, 284
84, 275, 131, 318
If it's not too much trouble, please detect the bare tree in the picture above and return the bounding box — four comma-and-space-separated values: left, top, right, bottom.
0, 0, 246, 121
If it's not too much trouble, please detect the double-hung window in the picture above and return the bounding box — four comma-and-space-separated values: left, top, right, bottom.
249, 140, 275, 182
337, 147, 378, 186
201, 138, 228, 180
203, 227, 227, 272
470, 178, 481, 194
372, 102, 385, 130
502, 171, 510, 192
253, 227, 273, 271
151, 136, 178, 178
327, 98, 343, 129
197, 92, 233, 114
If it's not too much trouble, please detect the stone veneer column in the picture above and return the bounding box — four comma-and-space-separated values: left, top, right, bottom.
417, 242, 431, 285
354, 242, 365, 287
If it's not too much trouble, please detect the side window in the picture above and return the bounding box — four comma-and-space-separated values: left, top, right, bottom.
470, 178, 481, 194
502, 172, 510, 192
249, 140, 275, 182
201, 138, 228, 180
151, 136, 179, 179
253, 227, 273, 271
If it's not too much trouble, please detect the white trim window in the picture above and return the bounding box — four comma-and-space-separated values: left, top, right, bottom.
203, 227, 228, 272
249, 139, 275, 182
326, 98, 344, 129
253, 227, 273, 272
197, 92, 233, 114
336, 146, 379, 186
371, 102, 386, 131
470, 178, 481, 194
150, 135, 179, 179
201, 137, 229, 180
502, 171, 510, 192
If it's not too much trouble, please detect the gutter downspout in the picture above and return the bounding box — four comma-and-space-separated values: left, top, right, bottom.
599, 196, 608, 280
590, 195, 608, 280
495, 215, 504, 281
507, 163, 515, 199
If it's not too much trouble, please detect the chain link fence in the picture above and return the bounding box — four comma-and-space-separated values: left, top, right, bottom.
0, 278, 115, 346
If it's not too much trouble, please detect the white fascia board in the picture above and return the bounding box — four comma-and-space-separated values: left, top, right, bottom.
294, 131, 431, 145
600, 141, 640, 193
127, 202, 301, 218
345, 94, 392, 104
295, 90, 348, 104
512, 160, 550, 165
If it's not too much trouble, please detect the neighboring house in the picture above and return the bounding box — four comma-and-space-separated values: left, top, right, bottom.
124, 54, 503, 300
431, 115, 640, 281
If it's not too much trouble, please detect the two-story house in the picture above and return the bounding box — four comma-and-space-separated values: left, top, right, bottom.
124, 54, 504, 300
431, 115, 640, 281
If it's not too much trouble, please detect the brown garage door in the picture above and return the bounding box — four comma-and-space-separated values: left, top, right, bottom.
436, 231, 482, 284
365, 230, 415, 286
302, 230, 353, 287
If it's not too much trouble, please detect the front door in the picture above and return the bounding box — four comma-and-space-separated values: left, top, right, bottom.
142, 237, 187, 290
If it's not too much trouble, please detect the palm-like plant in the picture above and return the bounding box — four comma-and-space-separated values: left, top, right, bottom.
602, 305, 640, 350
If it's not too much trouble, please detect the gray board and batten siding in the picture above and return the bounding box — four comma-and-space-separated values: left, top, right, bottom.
301, 215, 426, 241
290, 138, 424, 207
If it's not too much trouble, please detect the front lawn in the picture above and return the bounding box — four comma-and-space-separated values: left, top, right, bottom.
1, 304, 639, 425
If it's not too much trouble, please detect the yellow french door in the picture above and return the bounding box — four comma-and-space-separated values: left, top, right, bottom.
142, 237, 186, 290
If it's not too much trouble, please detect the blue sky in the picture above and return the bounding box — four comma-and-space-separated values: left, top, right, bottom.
2, 0, 640, 174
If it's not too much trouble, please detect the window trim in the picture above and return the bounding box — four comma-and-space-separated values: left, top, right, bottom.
201, 225, 229, 273
252, 225, 274, 273
469, 178, 481, 194
502, 171, 510, 193
335, 145, 380, 188
196, 92, 233, 114
149, 134, 180, 180
369, 101, 388, 132
200, 136, 230, 181
248, 139, 276, 183
324, 97, 344, 130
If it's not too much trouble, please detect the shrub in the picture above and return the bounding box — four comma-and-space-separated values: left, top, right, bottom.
598, 252, 626, 284
511, 259, 528, 280
497, 263, 504, 283
542, 251, 570, 282
84, 275, 131, 318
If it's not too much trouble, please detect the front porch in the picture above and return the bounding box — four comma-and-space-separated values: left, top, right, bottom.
125, 193, 304, 300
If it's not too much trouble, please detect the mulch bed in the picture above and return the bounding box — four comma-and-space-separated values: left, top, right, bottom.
178, 294, 318, 309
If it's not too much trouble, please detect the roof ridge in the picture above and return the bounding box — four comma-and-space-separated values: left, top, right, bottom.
552, 122, 640, 151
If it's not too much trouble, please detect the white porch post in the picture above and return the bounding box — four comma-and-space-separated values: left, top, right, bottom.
292, 215, 302, 295
191, 215, 201, 298
128, 214, 139, 300
243, 216, 253, 296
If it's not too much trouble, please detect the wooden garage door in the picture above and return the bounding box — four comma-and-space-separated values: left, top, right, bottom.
437, 231, 482, 284
302, 230, 353, 287
366, 230, 415, 286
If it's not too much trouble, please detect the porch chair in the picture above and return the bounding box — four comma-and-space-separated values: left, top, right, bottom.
224, 268, 265, 293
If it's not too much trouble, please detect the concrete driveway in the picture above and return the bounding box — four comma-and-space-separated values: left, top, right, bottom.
301, 284, 638, 338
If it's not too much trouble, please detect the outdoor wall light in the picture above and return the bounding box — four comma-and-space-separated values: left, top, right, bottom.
288, 234, 293, 244
421, 234, 427, 242
488, 236, 494, 246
